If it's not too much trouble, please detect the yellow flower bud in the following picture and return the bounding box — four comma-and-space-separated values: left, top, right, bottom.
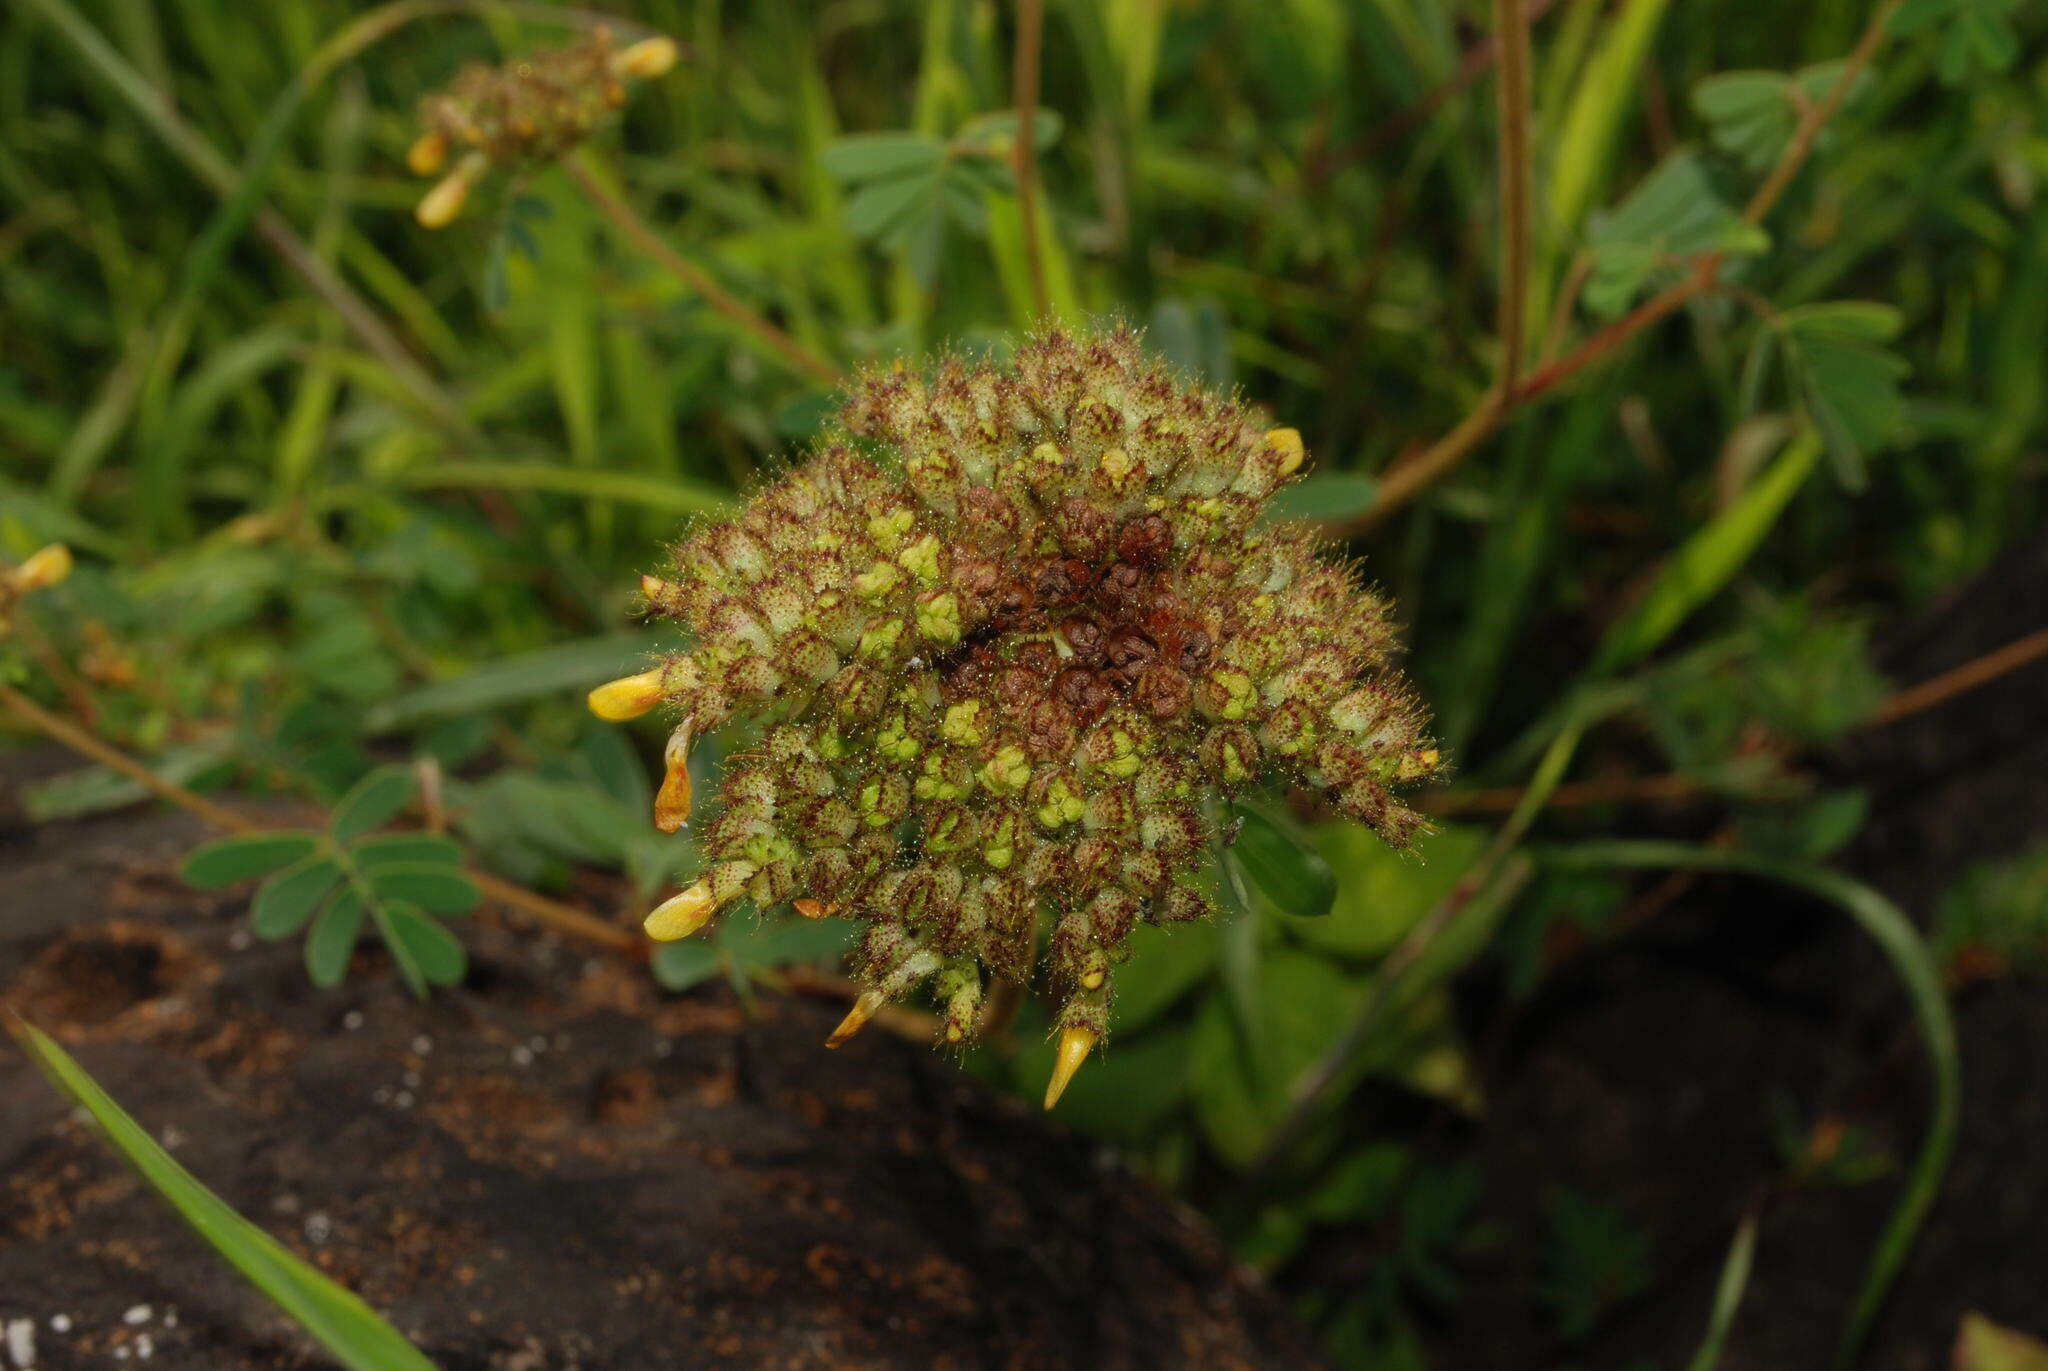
653, 719, 695, 833
587, 667, 666, 721
614, 35, 680, 80
825, 989, 887, 1048
415, 153, 486, 230
643, 881, 718, 941
11, 544, 73, 592
1043, 1025, 1097, 1109
1265, 427, 1306, 477
407, 129, 448, 177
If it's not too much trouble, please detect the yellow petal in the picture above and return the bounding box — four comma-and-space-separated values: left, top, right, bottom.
653, 719, 695, 833
824, 990, 886, 1048
643, 881, 717, 941
415, 174, 469, 229
587, 667, 666, 721
407, 129, 447, 177
1265, 427, 1306, 477
614, 35, 680, 79
1043, 1026, 1097, 1109
12, 543, 73, 591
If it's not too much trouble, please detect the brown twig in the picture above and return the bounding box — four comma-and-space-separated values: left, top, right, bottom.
1011, 0, 1051, 321
1426, 618, 2048, 820
1868, 623, 2048, 728
1492, 0, 1533, 395
1330, 0, 1902, 537
566, 154, 841, 387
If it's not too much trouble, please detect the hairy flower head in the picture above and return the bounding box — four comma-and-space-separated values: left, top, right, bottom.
602, 327, 1439, 1099
408, 27, 678, 228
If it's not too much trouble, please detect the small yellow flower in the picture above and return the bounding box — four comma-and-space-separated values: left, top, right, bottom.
587, 666, 667, 721
613, 35, 680, 80
824, 989, 887, 1048
406, 129, 448, 177
653, 719, 695, 833
415, 152, 487, 229
1043, 1026, 1097, 1109
1265, 427, 1306, 476
10, 544, 73, 592
643, 881, 718, 941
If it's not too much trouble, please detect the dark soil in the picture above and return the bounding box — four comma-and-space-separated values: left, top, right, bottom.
0, 786, 1322, 1370
1409, 532, 2048, 1369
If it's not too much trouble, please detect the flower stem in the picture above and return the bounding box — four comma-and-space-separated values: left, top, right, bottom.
1011, 0, 1051, 321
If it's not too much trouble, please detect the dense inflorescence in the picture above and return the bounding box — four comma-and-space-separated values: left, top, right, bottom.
594, 327, 1439, 1104
405, 28, 678, 228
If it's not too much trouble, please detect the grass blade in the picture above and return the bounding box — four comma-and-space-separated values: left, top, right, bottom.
6, 1017, 439, 1371
1593, 427, 1822, 672
1540, 841, 1960, 1369
1686, 1208, 1759, 1371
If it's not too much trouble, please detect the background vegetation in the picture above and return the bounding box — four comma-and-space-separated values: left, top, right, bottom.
3, 0, 2044, 1364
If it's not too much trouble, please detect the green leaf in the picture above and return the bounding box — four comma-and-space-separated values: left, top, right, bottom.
1229, 802, 1337, 919
1594, 428, 1823, 672
1268, 472, 1378, 523
1585, 151, 1768, 318
1190, 948, 1359, 1168
182, 832, 319, 889
306, 889, 365, 988
365, 864, 479, 915
843, 172, 938, 241
23, 738, 238, 823
1282, 823, 1489, 958
380, 904, 467, 993
329, 765, 415, 842
362, 631, 667, 733
1794, 338, 1909, 486
1694, 63, 1867, 173
1111, 920, 1219, 1033
651, 940, 721, 992
820, 132, 946, 183
250, 856, 344, 940
350, 834, 464, 869
6, 1019, 439, 1371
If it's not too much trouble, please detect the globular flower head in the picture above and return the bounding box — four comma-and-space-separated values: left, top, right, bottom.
408, 27, 678, 228
601, 327, 1440, 1103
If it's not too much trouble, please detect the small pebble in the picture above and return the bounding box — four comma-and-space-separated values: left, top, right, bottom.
527, 1035, 548, 1054
6, 1317, 36, 1368
304, 1212, 333, 1244
135, 1334, 153, 1360
402, 1071, 421, 1089
47, 1316, 70, 1335
122, 1306, 151, 1326
411, 1035, 433, 1056
510, 1046, 533, 1068
393, 1091, 415, 1110
342, 1011, 364, 1031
